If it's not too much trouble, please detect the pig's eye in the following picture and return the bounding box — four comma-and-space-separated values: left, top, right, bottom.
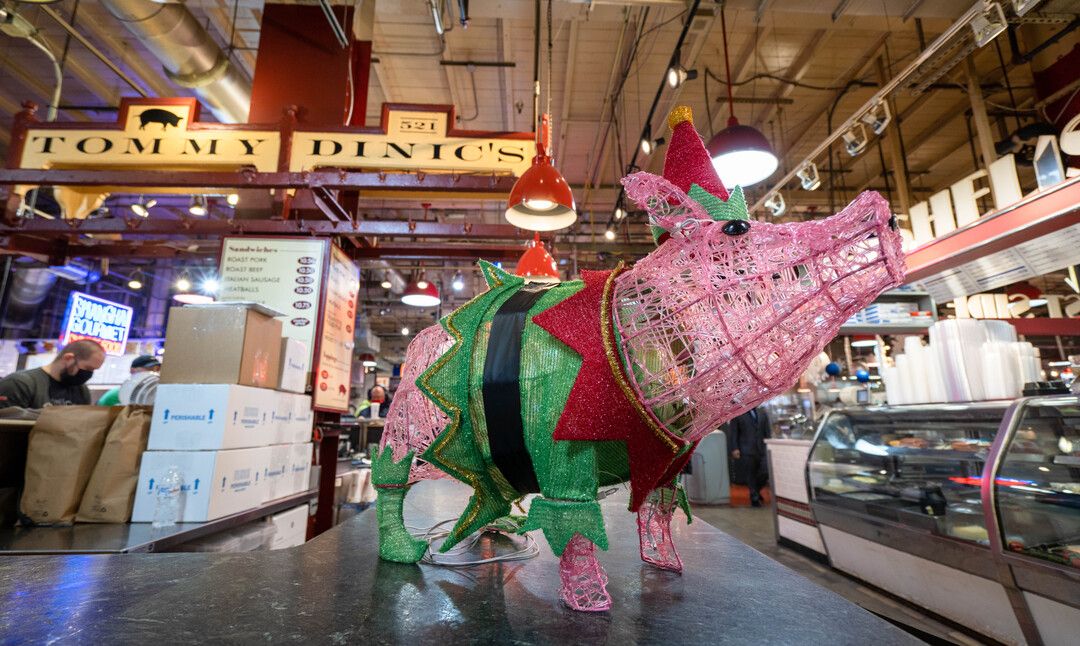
722, 220, 750, 236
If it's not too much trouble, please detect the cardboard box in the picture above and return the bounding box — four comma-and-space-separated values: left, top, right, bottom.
261, 444, 291, 503
131, 447, 269, 523
277, 337, 309, 394
148, 384, 275, 450
160, 303, 283, 389
270, 393, 313, 445
268, 504, 309, 549
288, 443, 312, 495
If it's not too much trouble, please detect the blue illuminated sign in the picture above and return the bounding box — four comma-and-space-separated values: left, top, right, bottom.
60, 291, 134, 356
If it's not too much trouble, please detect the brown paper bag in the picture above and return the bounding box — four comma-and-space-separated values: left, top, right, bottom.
76, 406, 152, 523
20, 405, 121, 525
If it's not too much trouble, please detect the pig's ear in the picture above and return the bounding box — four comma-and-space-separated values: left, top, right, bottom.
621, 171, 709, 244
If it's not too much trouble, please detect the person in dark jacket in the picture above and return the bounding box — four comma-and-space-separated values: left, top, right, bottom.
728, 406, 772, 506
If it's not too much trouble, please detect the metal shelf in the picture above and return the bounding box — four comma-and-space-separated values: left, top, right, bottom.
838, 322, 934, 335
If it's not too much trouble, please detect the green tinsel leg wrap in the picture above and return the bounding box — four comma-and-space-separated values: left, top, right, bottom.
373, 446, 428, 563
520, 497, 608, 557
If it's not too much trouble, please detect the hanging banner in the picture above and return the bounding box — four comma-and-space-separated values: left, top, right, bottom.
218, 237, 328, 372
60, 292, 134, 356
313, 244, 360, 412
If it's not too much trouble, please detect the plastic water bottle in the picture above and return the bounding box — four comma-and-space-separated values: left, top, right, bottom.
152, 466, 184, 528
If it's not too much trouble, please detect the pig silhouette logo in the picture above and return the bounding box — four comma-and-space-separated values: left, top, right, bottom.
138, 109, 183, 130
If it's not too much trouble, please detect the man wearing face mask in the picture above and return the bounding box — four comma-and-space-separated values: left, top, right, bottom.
0, 340, 106, 409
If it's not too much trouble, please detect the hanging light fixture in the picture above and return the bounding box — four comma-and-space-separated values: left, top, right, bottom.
514, 233, 560, 282
359, 352, 377, 368
380, 272, 393, 290
604, 228, 616, 241
401, 326, 410, 336
401, 275, 441, 307
127, 268, 145, 290
226, 193, 240, 207
201, 277, 220, 294
707, 9, 778, 188
188, 195, 208, 216
505, 4, 576, 232
130, 196, 156, 217
505, 117, 576, 231
174, 271, 192, 292
451, 271, 465, 291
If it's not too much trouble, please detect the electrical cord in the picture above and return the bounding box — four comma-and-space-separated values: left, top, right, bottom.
407, 517, 541, 566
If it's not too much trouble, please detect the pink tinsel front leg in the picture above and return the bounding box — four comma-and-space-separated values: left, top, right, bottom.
638, 487, 683, 573
559, 533, 612, 612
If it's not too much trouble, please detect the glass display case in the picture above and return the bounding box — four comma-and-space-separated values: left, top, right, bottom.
808, 402, 1007, 546
805, 397, 1080, 646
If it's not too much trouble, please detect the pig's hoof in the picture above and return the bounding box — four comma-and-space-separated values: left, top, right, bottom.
559, 534, 612, 612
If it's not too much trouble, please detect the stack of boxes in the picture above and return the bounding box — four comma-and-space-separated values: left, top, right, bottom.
132, 303, 314, 523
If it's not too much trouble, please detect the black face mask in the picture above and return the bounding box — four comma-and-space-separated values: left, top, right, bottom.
58, 368, 94, 387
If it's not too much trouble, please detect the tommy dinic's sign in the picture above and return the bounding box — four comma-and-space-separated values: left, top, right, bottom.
15, 98, 533, 177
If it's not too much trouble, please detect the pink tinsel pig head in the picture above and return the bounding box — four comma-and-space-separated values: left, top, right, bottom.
614, 108, 905, 444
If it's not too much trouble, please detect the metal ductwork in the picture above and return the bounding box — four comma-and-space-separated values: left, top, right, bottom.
1, 268, 57, 332
100, 0, 251, 123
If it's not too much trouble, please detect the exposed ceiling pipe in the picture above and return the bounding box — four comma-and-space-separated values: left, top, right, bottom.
99, 0, 251, 123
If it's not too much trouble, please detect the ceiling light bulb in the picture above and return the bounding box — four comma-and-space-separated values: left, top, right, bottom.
451, 272, 465, 291
614, 207, 626, 221
401, 326, 410, 336
175, 276, 192, 292
188, 195, 208, 217
604, 229, 616, 241
131, 196, 156, 218
850, 339, 878, 348
416, 280, 428, 289
226, 193, 240, 207
202, 278, 219, 294
666, 65, 696, 89
380, 279, 392, 290
523, 198, 557, 211
640, 136, 665, 156
127, 269, 144, 290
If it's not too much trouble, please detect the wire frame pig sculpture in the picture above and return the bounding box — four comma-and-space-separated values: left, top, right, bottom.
374, 109, 905, 612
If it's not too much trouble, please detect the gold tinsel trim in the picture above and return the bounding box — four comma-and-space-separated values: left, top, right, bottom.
599, 264, 680, 452
667, 105, 693, 131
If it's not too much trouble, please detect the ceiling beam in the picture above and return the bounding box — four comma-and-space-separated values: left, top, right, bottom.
556, 18, 580, 162
752, 28, 833, 130
779, 32, 888, 159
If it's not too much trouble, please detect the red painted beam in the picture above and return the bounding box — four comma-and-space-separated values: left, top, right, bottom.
1005, 318, 1080, 337
0, 168, 517, 192
0, 218, 527, 239
905, 177, 1080, 283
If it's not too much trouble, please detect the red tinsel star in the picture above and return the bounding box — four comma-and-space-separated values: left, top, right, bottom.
534, 268, 687, 510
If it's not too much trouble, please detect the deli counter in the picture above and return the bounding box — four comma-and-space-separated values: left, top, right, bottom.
806, 396, 1080, 646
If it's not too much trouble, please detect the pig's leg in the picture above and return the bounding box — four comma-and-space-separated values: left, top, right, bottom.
372, 446, 428, 563
638, 485, 683, 573
559, 533, 612, 612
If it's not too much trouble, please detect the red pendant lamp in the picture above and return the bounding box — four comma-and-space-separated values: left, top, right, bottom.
401, 276, 440, 307
706, 9, 778, 188
506, 113, 576, 231
515, 232, 560, 282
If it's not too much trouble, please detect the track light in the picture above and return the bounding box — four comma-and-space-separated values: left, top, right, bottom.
401, 326, 410, 336
380, 274, 393, 290
451, 272, 465, 292
666, 63, 697, 89
1012, 0, 1040, 16
797, 163, 822, 191
127, 268, 145, 290
842, 123, 869, 157
131, 196, 156, 218
188, 195, 208, 217
604, 228, 616, 241
201, 278, 219, 294
970, 3, 1007, 48
614, 205, 626, 221
640, 128, 665, 156
860, 102, 891, 136
764, 192, 786, 217
226, 193, 239, 207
